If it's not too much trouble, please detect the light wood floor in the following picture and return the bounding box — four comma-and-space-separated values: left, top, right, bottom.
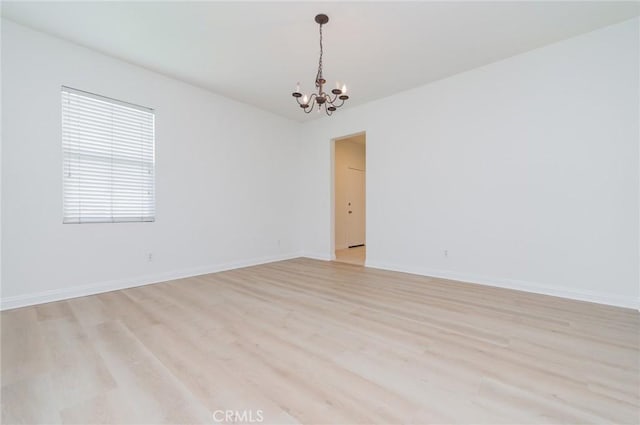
2, 258, 639, 424
335, 246, 366, 266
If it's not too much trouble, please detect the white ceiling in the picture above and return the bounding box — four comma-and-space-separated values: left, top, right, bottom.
2, 1, 639, 122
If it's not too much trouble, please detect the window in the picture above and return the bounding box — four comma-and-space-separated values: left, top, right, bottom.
62, 86, 155, 223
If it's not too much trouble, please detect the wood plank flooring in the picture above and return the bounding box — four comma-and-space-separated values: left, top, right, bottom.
2, 258, 639, 424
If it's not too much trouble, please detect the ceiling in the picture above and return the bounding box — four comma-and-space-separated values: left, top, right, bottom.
2, 1, 639, 122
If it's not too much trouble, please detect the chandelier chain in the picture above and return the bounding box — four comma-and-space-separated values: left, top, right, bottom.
316, 23, 323, 87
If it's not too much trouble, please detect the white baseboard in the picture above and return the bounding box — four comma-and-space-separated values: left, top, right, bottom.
0, 252, 303, 311
302, 251, 333, 261
4, 254, 636, 312
366, 260, 640, 310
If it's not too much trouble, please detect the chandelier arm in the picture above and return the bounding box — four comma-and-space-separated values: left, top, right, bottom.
303, 93, 318, 109
303, 95, 318, 114
327, 92, 339, 104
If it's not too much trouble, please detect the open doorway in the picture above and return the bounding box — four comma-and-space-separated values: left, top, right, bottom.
333, 132, 366, 265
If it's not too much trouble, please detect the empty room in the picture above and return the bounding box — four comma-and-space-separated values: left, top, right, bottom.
1, 1, 639, 424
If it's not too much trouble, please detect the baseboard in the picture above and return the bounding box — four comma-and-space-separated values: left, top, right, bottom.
366, 260, 640, 310
302, 251, 333, 261
0, 252, 303, 311
5, 254, 636, 311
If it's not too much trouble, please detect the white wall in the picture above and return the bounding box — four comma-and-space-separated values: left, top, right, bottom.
334, 136, 366, 250
2, 18, 638, 310
1, 20, 303, 308
300, 18, 640, 308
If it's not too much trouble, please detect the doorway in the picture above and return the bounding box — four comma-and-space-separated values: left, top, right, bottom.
333, 132, 366, 265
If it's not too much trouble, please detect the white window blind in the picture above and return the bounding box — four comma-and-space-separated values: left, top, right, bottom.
62, 86, 155, 224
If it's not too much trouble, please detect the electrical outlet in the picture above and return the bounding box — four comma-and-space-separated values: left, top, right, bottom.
444, 250, 448, 257
147, 253, 153, 262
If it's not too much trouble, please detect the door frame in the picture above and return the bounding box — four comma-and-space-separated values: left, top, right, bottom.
330, 131, 366, 260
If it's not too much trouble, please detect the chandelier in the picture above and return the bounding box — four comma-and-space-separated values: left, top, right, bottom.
292, 14, 349, 116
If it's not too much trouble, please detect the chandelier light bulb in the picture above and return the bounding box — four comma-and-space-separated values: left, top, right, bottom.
302, 94, 308, 103
342, 84, 347, 93
296, 82, 300, 93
